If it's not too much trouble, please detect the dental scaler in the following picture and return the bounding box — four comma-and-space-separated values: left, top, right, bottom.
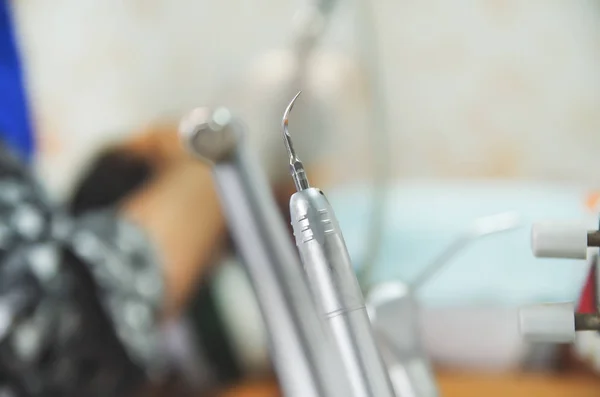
180, 107, 351, 397
282, 92, 396, 397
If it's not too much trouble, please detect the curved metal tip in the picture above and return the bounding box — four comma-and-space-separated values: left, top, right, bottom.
281, 91, 310, 191
282, 90, 302, 131
282, 91, 302, 158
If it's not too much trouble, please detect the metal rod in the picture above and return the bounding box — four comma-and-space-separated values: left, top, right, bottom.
180, 108, 351, 397
575, 313, 600, 331
587, 231, 600, 248
411, 211, 521, 291
283, 95, 395, 397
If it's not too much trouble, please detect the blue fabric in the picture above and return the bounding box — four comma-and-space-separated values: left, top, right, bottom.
0, 2, 34, 161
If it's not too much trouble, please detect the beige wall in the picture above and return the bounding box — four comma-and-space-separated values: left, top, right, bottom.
10, 0, 600, 199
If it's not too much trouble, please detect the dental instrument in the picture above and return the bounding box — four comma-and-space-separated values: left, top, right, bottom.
367, 211, 521, 397
520, 220, 600, 343
179, 107, 351, 397
282, 92, 396, 397
367, 282, 437, 397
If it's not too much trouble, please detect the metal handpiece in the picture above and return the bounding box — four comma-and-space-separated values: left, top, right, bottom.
180, 107, 351, 397
283, 94, 396, 397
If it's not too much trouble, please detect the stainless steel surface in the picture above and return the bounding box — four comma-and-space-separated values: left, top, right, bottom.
180, 108, 350, 397
282, 94, 394, 397
368, 282, 439, 397
366, 213, 521, 397
290, 187, 396, 397
179, 107, 240, 163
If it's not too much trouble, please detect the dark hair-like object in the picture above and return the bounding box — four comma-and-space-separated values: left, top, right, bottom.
68, 147, 242, 386
68, 149, 153, 215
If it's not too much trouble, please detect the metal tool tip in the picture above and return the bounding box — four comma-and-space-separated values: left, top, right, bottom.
179, 107, 240, 164
282, 90, 302, 129
281, 91, 310, 191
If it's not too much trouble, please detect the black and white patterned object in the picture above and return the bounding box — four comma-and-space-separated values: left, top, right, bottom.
69, 210, 165, 377
0, 145, 165, 397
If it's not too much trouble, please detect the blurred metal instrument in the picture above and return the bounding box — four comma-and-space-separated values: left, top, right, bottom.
411, 211, 522, 291
367, 211, 521, 397
179, 107, 351, 397
283, 92, 396, 397
368, 283, 437, 397
353, 0, 392, 293
520, 220, 600, 343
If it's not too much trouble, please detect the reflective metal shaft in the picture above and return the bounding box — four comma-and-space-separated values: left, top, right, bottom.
290, 187, 396, 397
181, 108, 351, 397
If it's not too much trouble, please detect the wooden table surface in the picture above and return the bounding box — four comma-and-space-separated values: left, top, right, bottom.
217, 370, 600, 397
436, 370, 600, 397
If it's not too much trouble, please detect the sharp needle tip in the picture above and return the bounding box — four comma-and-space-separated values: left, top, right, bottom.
281, 91, 310, 191
283, 91, 302, 127
282, 91, 303, 158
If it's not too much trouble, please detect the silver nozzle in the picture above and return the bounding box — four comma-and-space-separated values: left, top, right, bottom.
179, 107, 240, 164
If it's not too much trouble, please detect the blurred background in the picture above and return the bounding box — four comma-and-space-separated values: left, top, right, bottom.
14, 0, 600, 193
5, 0, 600, 396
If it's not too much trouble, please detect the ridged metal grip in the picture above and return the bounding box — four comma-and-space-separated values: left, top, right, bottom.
180, 109, 351, 397
290, 188, 395, 397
